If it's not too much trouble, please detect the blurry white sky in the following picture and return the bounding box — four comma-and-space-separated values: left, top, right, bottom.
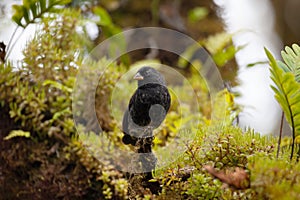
1, 0, 283, 135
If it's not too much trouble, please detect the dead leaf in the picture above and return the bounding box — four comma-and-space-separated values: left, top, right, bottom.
204, 165, 250, 189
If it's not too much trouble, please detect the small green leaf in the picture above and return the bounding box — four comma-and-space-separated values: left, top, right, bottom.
23, 0, 31, 9
43, 80, 72, 93
4, 130, 31, 140
29, 1, 38, 18
280, 44, 300, 83
52, 108, 71, 121
23, 8, 30, 24
40, 0, 46, 11
204, 32, 233, 55
246, 61, 269, 68
188, 7, 209, 22
213, 45, 238, 67
12, 5, 25, 27
93, 6, 112, 27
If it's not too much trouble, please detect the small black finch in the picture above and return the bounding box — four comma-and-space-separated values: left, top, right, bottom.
122, 67, 171, 147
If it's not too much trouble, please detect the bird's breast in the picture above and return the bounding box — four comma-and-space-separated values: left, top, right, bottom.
129, 84, 170, 126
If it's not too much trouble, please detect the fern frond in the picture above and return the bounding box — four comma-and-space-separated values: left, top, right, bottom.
265, 48, 300, 159
278, 44, 300, 82
12, 0, 71, 28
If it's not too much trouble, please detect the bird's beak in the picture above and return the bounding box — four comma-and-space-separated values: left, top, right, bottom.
133, 72, 144, 80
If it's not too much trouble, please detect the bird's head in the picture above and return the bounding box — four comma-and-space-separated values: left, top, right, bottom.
134, 67, 166, 87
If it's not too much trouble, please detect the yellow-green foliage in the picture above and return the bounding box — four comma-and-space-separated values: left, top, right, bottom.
186, 173, 223, 199
185, 127, 275, 199
2, 10, 84, 138
211, 88, 240, 126
23, 9, 84, 82
266, 46, 300, 159
4, 130, 30, 140
1, 8, 128, 199
249, 154, 300, 200
198, 126, 275, 169
154, 120, 300, 200
153, 125, 276, 199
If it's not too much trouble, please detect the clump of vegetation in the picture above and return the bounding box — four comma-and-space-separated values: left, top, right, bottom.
265, 45, 300, 160
1, 0, 300, 199
248, 153, 300, 199
153, 126, 276, 199
0, 4, 128, 199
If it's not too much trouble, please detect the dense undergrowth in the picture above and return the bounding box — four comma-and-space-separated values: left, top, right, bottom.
1, 1, 300, 200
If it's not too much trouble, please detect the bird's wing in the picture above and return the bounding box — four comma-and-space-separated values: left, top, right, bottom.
149, 104, 166, 128
128, 88, 151, 126
122, 109, 129, 135
122, 109, 138, 145
149, 86, 171, 128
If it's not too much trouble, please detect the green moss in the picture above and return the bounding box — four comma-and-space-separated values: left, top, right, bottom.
248, 153, 300, 200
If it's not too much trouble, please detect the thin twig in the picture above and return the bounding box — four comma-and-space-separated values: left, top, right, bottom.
291, 125, 296, 160
276, 111, 284, 158
5, 28, 25, 60
6, 26, 19, 51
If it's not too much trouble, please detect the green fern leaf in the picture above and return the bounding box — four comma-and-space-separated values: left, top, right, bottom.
12, 5, 25, 27
12, 0, 71, 28
278, 44, 300, 82
265, 48, 300, 159
40, 0, 46, 11
29, 1, 38, 18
